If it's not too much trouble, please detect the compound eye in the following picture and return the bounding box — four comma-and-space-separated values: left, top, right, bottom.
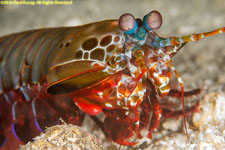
119, 13, 137, 34
143, 10, 162, 30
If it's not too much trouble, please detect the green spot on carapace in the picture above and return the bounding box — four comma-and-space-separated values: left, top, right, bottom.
100, 35, 112, 47
106, 44, 115, 53
84, 52, 89, 59
90, 48, 105, 61
113, 36, 120, 42
82, 37, 98, 50
74, 50, 83, 59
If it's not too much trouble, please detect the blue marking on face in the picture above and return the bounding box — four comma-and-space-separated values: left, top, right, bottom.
143, 13, 152, 31
135, 27, 146, 41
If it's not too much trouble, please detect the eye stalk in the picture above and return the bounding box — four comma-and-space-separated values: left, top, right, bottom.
143, 10, 162, 31
119, 13, 138, 35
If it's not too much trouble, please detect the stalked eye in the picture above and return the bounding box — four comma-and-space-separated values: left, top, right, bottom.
143, 10, 162, 30
119, 13, 137, 34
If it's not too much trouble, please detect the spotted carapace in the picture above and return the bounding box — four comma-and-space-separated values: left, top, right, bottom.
0, 10, 224, 149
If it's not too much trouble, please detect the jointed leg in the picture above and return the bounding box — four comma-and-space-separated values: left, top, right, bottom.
90, 109, 138, 146
162, 102, 199, 118
168, 88, 202, 98
138, 80, 162, 139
